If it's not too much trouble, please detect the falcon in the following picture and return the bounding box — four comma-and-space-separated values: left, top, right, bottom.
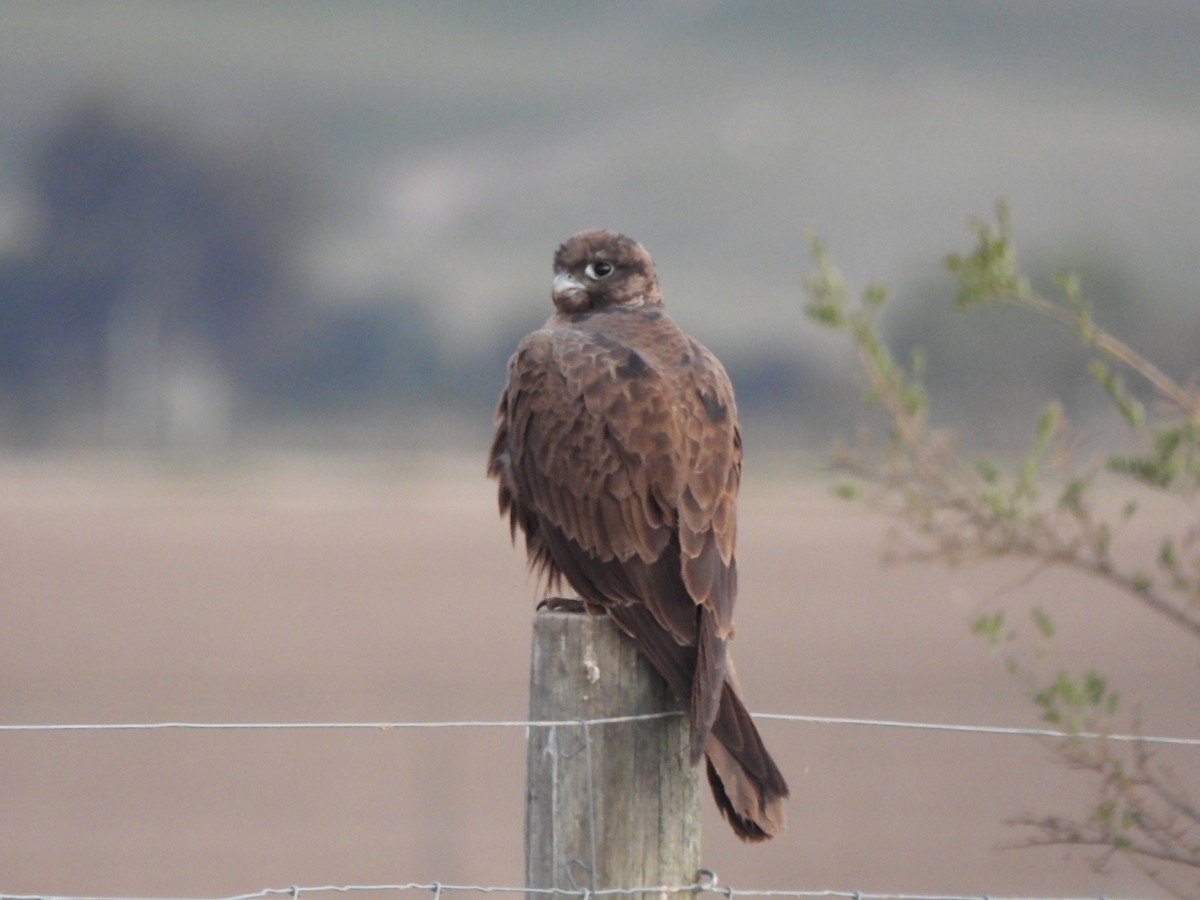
488, 230, 788, 841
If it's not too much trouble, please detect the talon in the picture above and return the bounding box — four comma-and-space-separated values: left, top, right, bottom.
537, 597, 588, 613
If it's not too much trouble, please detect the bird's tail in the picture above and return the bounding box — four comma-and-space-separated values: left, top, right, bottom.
704, 680, 789, 841
601, 600, 787, 840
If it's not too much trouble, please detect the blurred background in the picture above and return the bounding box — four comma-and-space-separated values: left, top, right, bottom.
1, 2, 1198, 898
1, 1, 1198, 456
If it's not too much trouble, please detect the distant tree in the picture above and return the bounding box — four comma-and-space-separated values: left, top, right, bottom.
0, 93, 308, 449
806, 205, 1199, 898
264, 298, 443, 414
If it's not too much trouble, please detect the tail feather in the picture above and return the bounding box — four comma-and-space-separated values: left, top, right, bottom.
690, 610, 726, 765
563, 591, 788, 840
704, 680, 789, 841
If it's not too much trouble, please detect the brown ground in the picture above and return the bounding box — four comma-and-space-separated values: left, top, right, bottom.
0, 456, 1194, 898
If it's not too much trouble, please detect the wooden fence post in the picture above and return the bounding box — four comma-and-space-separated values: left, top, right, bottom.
525, 609, 701, 895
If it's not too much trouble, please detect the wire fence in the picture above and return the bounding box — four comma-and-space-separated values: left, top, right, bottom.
2, 710, 1198, 747
0, 881, 1163, 900
2, 709, 1196, 900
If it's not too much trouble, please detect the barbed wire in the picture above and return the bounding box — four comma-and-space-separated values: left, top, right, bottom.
1, 711, 1197, 748
0, 878, 1150, 900
3, 713, 1192, 900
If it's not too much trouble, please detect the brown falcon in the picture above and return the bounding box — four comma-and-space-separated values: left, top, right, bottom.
488, 230, 788, 841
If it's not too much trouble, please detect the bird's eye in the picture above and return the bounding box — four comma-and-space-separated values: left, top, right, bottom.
585, 261, 615, 280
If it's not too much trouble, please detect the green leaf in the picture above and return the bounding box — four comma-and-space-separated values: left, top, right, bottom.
863, 282, 888, 310
833, 482, 859, 502
1083, 671, 1108, 707
1034, 401, 1063, 455
1058, 478, 1088, 516
1033, 670, 1118, 730
971, 610, 1007, 648
1031, 606, 1056, 639
804, 235, 849, 328
945, 202, 1029, 308
1017, 456, 1039, 501
908, 346, 926, 379
976, 458, 1001, 485
1055, 270, 1084, 308
1160, 538, 1178, 570
1088, 359, 1145, 430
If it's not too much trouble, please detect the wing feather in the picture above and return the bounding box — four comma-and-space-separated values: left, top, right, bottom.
490, 309, 742, 755
502, 327, 680, 568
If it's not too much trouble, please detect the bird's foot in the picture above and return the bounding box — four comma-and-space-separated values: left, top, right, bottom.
537, 596, 589, 613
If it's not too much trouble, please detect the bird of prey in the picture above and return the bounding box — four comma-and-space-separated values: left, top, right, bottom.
488, 230, 788, 841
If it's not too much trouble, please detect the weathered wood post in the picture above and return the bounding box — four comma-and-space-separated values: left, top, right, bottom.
525, 609, 701, 895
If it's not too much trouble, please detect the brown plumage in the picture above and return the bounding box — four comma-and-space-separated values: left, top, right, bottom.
488, 230, 788, 841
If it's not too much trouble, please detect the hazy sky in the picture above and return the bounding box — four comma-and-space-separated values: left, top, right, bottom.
1, 1, 1198, 354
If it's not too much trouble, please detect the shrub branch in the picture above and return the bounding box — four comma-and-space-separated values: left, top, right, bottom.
804, 204, 1200, 893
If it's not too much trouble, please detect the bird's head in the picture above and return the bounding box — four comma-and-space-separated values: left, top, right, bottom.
551, 230, 662, 314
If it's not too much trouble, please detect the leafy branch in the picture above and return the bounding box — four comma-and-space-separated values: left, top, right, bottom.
804, 204, 1200, 894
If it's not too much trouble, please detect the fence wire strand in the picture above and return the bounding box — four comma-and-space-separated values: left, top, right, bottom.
2, 711, 1193, 900
1, 712, 1196, 748
0, 880, 1150, 900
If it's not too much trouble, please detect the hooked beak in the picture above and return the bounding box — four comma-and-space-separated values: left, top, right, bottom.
552, 271, 586, 304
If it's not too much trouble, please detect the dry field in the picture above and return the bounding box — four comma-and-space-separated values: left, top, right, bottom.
1, 455, 1194, 898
